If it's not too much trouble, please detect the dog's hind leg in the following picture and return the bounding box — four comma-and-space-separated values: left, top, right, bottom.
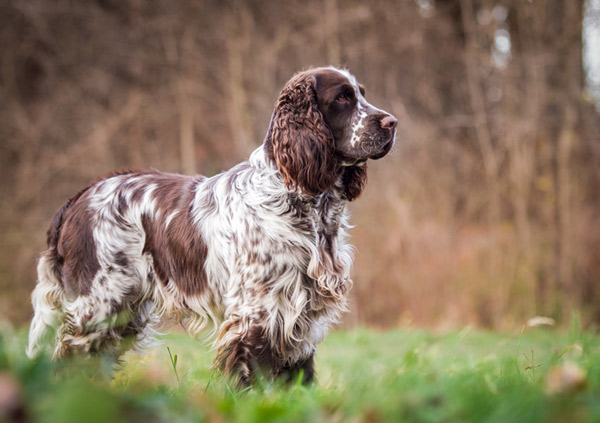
54, 284, 153, 359
52, 272, 158, 361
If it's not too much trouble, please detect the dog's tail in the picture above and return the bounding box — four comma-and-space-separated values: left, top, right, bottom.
26, 252, 66, 358
26, 199, 74, 359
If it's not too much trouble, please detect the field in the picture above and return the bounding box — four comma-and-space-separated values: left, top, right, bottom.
1, 320, 600, 423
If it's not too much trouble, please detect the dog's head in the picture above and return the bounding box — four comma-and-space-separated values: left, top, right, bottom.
265, 66, 397, 200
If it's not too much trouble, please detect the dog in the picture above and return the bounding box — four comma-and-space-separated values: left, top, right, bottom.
27, 66, 397, 385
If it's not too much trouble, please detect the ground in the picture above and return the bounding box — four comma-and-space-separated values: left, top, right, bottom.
1, 319, 599, 423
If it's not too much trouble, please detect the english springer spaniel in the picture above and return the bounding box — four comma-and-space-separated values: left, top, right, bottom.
27, 66, 397, 386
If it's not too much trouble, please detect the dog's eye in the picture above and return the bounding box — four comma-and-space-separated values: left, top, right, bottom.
336, 93, 350, 103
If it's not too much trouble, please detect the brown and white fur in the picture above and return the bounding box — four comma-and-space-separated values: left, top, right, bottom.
27, 66, 397, 386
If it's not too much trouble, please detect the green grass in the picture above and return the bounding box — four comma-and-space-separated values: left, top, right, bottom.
1, 322, 600, 423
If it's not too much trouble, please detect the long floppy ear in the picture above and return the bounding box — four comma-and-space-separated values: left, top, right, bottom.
342, 163, 368, 201
264, 72, 338, 196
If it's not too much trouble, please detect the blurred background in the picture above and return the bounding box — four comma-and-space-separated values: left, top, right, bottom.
1, 0, 599, 330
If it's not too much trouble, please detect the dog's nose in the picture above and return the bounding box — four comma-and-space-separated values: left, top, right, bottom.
380, 115, 398, 130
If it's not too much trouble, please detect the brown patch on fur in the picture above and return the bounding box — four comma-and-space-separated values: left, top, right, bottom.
46, 182, 95, 248
342, 164, 368, 201
54, 189, 100, 297
313, 69, 360, 143
141, 174, 209, 296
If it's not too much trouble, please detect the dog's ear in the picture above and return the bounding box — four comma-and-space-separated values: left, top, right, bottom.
342, 164, 368, 201
265, 73, 338, 196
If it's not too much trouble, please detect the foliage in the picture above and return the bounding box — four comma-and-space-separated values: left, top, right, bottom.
1, 324, 600, 423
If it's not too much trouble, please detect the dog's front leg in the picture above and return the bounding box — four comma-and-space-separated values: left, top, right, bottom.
276, 351, 316, 384
213, 310, 278, 387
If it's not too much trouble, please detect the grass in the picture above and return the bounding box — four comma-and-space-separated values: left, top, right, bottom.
1, 321, 600, 423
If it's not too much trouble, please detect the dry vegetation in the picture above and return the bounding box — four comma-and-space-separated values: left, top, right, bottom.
1, 0, 599, 328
